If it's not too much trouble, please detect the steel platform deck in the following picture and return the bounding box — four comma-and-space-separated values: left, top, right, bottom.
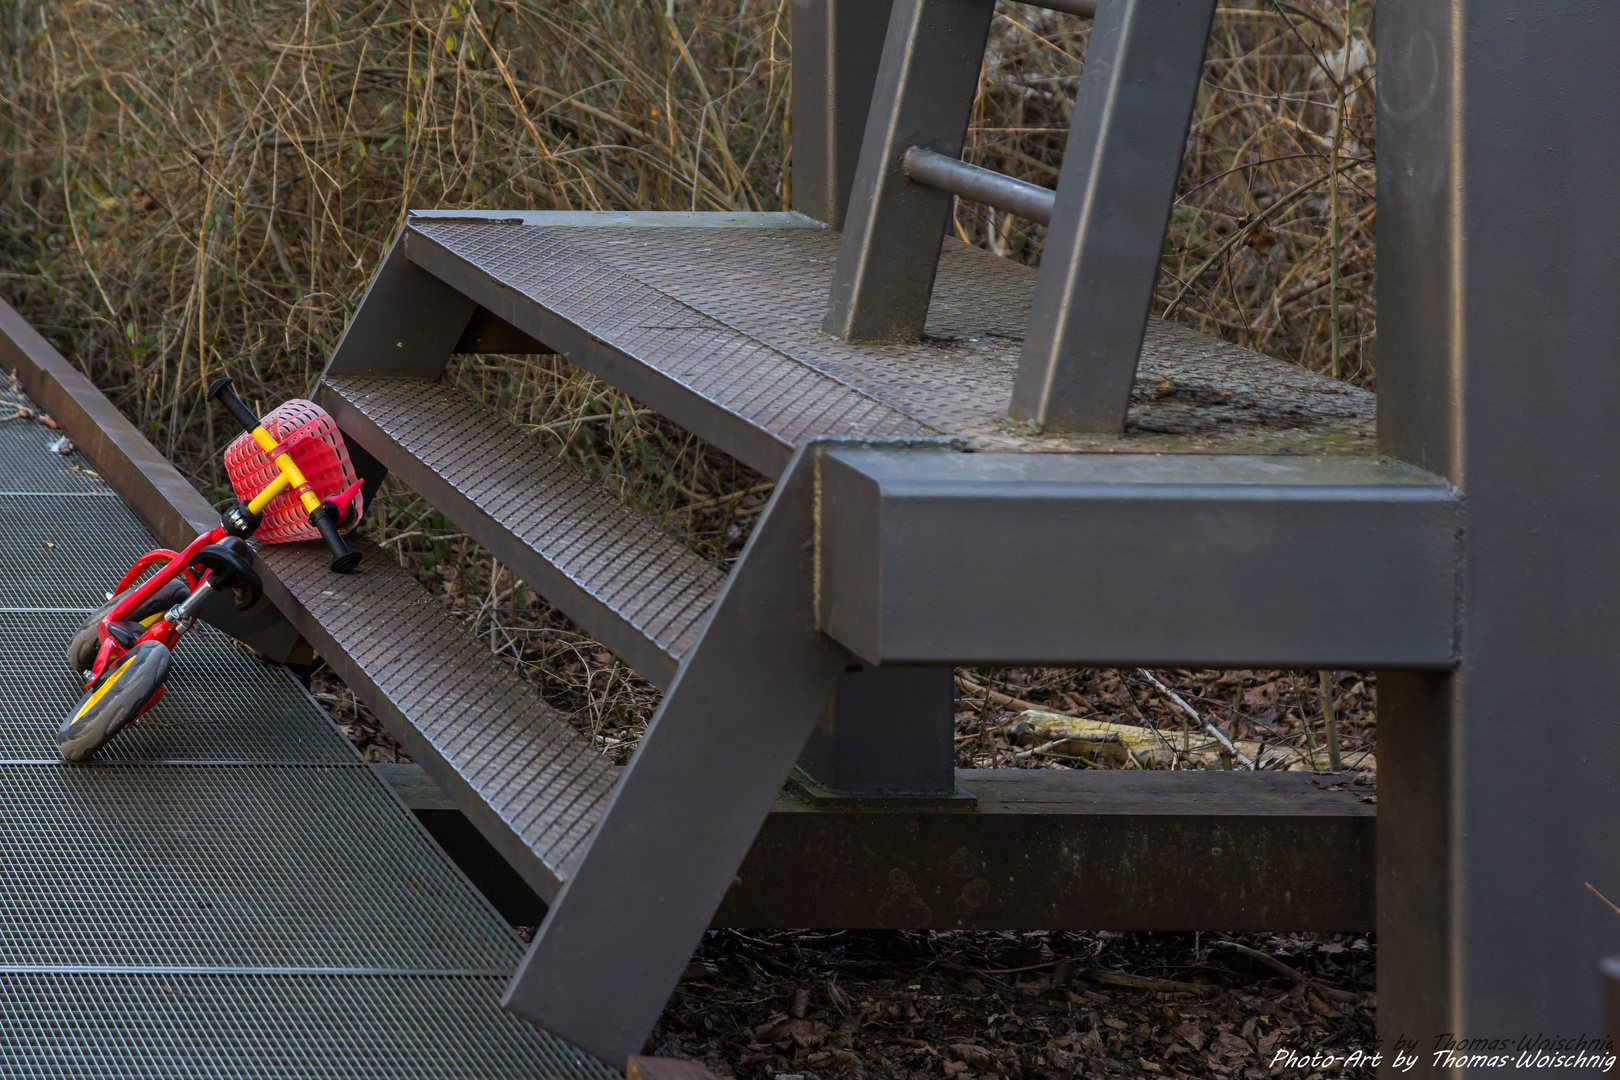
0, 414, 614, 1077
395, 211, 1376, 477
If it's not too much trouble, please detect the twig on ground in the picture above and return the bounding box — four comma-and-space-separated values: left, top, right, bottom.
1587, 882, 1620, 918
1137, 668, 1255, 769
955, 674, 1082, 717
1012, 731, 1121, 759
1085, 970, 1211, 994
1211, 940, 1358, 1004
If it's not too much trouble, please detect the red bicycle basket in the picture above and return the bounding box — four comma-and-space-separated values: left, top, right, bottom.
222, 399, 363, 544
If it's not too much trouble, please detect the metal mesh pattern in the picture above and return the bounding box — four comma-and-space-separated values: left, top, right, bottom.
409, 219, 1376, 455
223, 398, 362, 543
408, 221, 933, 448
326, 377, 723, 663
259, 541, 618, 882
0, 972, 620, 1080
0, 494, 152, 608
582, 227, 1378, 444
0, 764, 522, 969
0, 422, 115, 495
0, 469, 615, 1074
0, 614, 357, 763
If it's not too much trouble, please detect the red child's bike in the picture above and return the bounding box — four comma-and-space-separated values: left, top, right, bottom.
57, 376, 365, 760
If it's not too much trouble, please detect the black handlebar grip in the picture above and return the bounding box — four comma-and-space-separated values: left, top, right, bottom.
207, 376, 261, 435
310, 505, 362, 574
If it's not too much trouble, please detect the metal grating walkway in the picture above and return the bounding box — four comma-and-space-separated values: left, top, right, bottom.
0, 414, 616, 1077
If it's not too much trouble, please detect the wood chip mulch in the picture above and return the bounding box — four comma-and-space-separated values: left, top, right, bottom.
644, 929, 1376, 1080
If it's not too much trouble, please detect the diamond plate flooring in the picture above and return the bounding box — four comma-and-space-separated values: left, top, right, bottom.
0, 420, 615, 1077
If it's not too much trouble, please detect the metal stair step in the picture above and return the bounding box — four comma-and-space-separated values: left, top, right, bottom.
256, 538, 616, 901
321, 375, 725, 688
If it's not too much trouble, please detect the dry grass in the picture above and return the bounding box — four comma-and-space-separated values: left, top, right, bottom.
0, 0, 794, 496
978, 2, 1375, 384
0, 0, 1379, 767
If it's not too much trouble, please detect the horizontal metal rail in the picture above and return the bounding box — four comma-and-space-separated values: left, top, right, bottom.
1035, 0, 1096, 17
817, 447, 1462, 668
383, 764, 1375, 932
903, 146, 1056, 225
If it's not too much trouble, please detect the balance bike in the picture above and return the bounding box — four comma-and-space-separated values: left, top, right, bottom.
57, 376, 365, 760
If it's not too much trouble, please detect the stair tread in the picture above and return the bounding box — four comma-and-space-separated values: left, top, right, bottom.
405, 215, 1376, 479
324, 376, 726, 683
258, 538, 616, 886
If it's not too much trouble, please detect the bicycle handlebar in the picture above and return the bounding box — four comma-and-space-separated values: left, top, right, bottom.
207, 377, 260, 435
207, 374, 361, 574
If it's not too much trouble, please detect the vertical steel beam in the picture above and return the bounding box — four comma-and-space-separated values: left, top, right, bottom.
796, 664, 957, 794
1008, 0, 1217, 434
316, 227, 478, 498
1377, 0, 1620, 1054
790, 0, 896, 228
821, 0, 997, 342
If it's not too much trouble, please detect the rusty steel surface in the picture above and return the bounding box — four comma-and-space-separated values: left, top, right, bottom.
405, 219, 1375, 479
378, 762, 1375, 933
256, 538, 617, 902
719, 769, 1375, 931
321, 376, 724, 688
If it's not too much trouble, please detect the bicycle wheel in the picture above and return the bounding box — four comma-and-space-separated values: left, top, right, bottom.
57, 640, 171, 762
66, 578, 189, 677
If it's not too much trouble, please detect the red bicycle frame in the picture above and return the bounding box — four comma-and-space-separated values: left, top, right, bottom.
86, 525, 226, 686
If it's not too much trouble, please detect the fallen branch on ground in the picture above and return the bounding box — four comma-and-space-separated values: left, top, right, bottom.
1137, 668, 1256, 769
1211, 940, 1358, 1004
955, 674, 1082, 717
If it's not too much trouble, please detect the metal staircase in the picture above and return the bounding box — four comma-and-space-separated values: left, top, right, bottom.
320, 376, 724, 686
292, 0, 1449, 1061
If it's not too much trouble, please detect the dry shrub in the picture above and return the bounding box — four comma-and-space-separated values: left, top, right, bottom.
0, 0, 792, 498
973, 2, 1374, 382
0, 0, 1377, 766
0, 0, 1374, 485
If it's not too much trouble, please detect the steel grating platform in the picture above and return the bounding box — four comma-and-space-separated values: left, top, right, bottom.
0, 614, 355, 763
401, 213, 1377, 478
0, 419, 111, 494
0, 493, 152, 609
0, 419, 618, 1076
0, 973, 613, 1080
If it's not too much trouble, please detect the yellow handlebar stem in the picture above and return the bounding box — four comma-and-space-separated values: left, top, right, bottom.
245, 471, 293, 516
248, 426, 323, 516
